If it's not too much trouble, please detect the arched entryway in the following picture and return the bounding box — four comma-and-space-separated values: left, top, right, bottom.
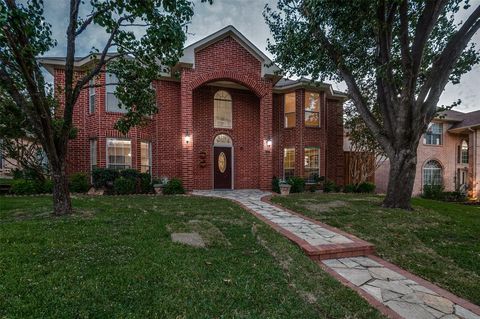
213, 134, 233, 189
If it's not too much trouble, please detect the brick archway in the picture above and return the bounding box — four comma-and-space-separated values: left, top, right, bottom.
180, 69, 273, 190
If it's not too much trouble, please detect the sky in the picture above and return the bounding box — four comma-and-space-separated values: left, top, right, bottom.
42, 0, 480, 112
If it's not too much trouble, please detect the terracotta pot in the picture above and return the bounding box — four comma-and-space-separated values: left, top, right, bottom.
279, 184, 291, 195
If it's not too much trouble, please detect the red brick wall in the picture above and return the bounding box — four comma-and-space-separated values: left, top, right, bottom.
192, 86, 260, 189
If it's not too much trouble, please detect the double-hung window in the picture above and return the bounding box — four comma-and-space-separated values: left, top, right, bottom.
106, 72, 126, 113
106, 139, 131, 170
140, 142, 151, 174
90, 139, 97, 171
424, 123, 443, 145
89, 79, 95, 113
284, 93, 296, 128
283, 148, 295, 179
305, 92, 320, 127
304, 147, 320, 182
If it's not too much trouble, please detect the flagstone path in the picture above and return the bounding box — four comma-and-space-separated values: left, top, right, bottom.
193, 189, 480, 319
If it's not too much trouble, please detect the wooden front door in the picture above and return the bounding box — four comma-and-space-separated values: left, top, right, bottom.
214, 147, 232, 189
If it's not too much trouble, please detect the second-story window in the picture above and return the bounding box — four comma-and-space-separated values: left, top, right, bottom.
284, 92, 296, 128
459, 140, 468, 164
305, 92, 320, 127
89, 79, 95, 113
214, 90, 232, 128
106, 72, 126, 113
424, 123, 443, 145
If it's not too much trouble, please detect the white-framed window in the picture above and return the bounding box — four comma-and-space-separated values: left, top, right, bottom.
283, 148, 295, 179
214, 90, 232, 128
424, 123, 443, 145
90, 139, 97, 171
140, 141, 151, 174
459, 140, 468, 164
423, 160, 443, 186
106, 72, 126, 113
106, 138, 131, 170
89, 79, 95, 113
304, 147, 320, 182
284, 92, 296, 128
305, 92, 320, 127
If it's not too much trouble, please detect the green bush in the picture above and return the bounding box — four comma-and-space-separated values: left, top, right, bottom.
119, 169, 140, 180
287, 176, 305, 193
357, 182, 376, 193
10, 179, 38, 195
422, 184, 444, 200
344, 184, 357, 193
323, 179, 336, 193
69, 173, 90, 193
272, 176, 281, 194
92, 168, 119, 188
114, 177, 137, 195
139, 173, 152, 194
162, 178, 185, 195
42, 180, 54, 193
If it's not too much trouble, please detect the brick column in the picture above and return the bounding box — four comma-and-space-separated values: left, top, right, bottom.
181, 73, 194, 190
259, 94, 273, 190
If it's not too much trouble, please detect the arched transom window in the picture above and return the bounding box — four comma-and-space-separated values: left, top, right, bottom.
214, 90, 232, 129
214, 134, 232, 146
423, 160, 443, 186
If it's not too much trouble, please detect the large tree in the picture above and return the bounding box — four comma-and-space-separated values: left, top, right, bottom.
265, 0, 480, 209
0, 0, 206, 215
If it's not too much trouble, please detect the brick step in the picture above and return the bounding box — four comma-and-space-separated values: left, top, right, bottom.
305, 241, 376, 260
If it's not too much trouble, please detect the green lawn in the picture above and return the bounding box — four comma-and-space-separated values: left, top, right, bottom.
0, 195, 384, 318
272, 193, 480, 305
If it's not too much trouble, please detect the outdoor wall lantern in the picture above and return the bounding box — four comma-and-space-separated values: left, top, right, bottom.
185, 130, 191, 144
266, 137, 272, 147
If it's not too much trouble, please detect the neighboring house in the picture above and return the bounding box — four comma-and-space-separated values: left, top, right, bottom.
375, 109, 478, 197
38, 26, 347, 191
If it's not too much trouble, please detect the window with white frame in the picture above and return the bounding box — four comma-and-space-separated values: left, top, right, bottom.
423, 160, 443, 186
305, 92, 320, 127
214, 90, 232, 128
424, 123, 443, 145
89, 79, 95, 113
90, 139, 97, 171
106, 72, 126, 113
304, 147, 320, 182
283, 148, 295, 179
106, 139, 131, 170
284, 92, 296, 128
140, 141, 151, 174
460, 140, 468, 164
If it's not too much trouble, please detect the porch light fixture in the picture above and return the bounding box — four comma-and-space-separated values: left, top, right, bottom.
267, 137, 272, 147
185, 130, 191, 144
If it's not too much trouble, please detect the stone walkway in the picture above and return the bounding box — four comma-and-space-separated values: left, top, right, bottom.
192, 189, 480, 319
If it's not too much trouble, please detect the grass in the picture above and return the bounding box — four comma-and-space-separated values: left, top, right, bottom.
0, 194, 384, 318
272, 193, 480, 305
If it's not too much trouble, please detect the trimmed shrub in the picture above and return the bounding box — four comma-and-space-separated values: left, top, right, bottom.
119, 169, 140, 180
69, 173, 90, 193
422, 184, 444, 200
41, 180, 54, 193
357, 182, 376, 193
307, 183, 317, 192
272, 176, 281, 194
287, 176, 305, 193
10, 179, 38, 195
323, 179, 336, 193
163, 178, 185, 195
441, 191, 466, 202
114, 177, 136, 195
139, 173, 152, 194
92, 168, 118, 189
344, 184, 357, 193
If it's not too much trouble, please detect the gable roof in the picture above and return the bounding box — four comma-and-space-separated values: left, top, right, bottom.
274, 77, 348, 100
178, 25, 281, 78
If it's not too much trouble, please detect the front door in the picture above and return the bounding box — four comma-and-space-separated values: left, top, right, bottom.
214, 147, 232, 189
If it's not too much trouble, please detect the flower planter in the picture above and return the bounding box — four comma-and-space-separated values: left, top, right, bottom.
153, 184, 164, 195
279, 184, 291, 195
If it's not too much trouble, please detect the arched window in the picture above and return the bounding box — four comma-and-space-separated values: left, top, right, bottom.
423, 160, 443, 186
460, 140, 468, 164
214, 90, 232, 129
214, 134, 232, 146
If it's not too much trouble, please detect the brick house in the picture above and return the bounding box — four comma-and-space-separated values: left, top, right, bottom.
39, 26, 347, 191
375, 109, 480, 198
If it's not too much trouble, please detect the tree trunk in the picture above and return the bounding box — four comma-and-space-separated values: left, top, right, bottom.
51, 160, 72, 216
382, 148, 417, 210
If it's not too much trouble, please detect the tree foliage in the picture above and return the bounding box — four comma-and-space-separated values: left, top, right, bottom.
0, 0, 207, 214
265, 0, 480, 208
